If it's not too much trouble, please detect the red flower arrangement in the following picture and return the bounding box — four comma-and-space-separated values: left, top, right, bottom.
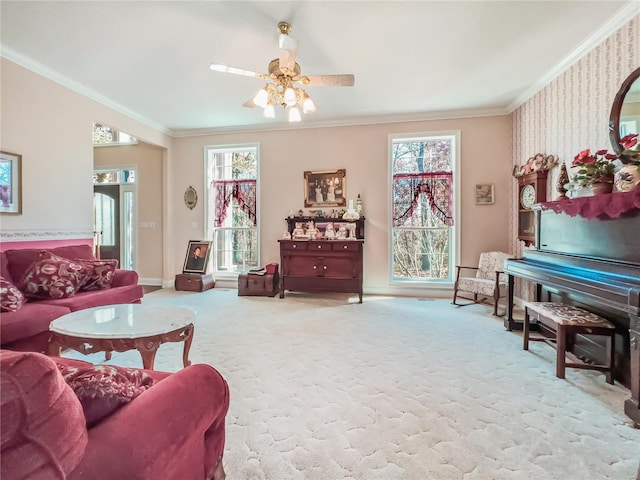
571, 148, 617, 186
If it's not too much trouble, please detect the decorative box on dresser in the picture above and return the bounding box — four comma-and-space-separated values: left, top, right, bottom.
279, 216, 365, 303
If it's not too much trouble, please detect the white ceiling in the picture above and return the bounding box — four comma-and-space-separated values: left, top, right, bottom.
1, 1, 637, 135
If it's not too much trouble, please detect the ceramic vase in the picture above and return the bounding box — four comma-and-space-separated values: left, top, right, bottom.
613, 164, 640, 192
590, 182, 613, 195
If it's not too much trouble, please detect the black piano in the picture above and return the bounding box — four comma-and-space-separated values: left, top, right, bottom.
504, 190, 640, 426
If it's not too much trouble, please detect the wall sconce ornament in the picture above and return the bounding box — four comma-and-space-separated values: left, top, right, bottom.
184, 186, 198, 210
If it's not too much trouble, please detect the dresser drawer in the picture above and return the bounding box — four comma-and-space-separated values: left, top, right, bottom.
332, 242, 360, 251
282, 241, 308, 251
308, 241, 332, 251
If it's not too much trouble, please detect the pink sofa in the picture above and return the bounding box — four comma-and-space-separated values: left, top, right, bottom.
1, 350, 229, 480
1, 245, 144, 353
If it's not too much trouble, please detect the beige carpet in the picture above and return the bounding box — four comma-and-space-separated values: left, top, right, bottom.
63, 289, 640, 479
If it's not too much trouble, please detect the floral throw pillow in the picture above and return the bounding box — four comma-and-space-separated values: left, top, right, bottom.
75, 258, 119, 291
20, 251, 88, 299
0, 276, 25, 312
56, 363, 156, 427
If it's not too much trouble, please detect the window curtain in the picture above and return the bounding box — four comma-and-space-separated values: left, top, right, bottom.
213, 179, 257, 227
392, 172, 454, 226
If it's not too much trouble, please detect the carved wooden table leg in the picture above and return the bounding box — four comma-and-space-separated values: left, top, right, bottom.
182, 323, 194, 367
48, 333, 61, 356
136, 338, 161, 370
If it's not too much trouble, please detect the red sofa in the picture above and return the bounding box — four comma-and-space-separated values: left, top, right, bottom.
1, 350, 229, 480
1, 245, 144, 353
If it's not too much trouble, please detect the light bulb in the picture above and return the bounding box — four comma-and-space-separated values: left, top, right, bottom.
288, 106, 301, 122
263, 104, 275, 119
302, 95, 316, 114
253, 88, 269, 108
284, 87, 297, 106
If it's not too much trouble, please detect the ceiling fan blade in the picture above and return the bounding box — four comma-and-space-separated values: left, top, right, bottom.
298, 74, 355, 87
210, 63, 270, 81
242, 98, 257, 108
278, 33, 299, 73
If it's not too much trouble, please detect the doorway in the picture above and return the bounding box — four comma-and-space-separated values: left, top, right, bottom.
93, 169, 136, 270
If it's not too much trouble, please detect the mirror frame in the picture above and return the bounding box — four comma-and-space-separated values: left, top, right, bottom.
609, 66, 640, 162
184, 186, 198, 210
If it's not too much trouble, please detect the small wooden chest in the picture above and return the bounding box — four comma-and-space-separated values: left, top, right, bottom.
175, 273, 215, 292
237, 272, 279, 297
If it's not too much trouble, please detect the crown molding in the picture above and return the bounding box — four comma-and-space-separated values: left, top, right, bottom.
172, 106, 510, 137
0, 47, 174, 136
507, 3, 640, 113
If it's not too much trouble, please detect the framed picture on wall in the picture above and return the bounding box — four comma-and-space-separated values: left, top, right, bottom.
182, 240, 212, 274
304, 169, 347, 208
0, 151, 22, 215
475, 183, 495, 205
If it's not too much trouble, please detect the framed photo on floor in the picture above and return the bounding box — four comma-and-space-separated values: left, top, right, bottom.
304, 169, 346, 208
0, 151, 22, 215
182, 240, 212, 274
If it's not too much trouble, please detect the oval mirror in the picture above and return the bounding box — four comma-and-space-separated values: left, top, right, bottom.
609, 66, 640, 162
184, 186, 197, 210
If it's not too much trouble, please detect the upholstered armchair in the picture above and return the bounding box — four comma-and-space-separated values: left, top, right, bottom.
452, 251, 513, 316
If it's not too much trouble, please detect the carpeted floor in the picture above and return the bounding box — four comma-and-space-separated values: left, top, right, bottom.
63, 289, 640, 479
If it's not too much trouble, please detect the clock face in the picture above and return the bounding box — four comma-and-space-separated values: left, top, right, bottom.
520, 184, 536, 209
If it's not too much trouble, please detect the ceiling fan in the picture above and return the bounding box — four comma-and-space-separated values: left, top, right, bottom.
210, 21, 355, 122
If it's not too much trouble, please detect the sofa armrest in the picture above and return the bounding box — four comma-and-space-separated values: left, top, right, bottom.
110, 269, 138, 288
69, 364, 229, 480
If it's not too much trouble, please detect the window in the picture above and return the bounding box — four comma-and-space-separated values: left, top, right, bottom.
93, 123, 137, 145
206, 145, 259, 274
390, 133, 457, 282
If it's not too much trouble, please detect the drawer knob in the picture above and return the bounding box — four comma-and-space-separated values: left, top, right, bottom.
293, 244, 297, 248
317, 245, 322, 249
343, 245, 348, 249
313, 265, 317, 269
324, 265, 327, 270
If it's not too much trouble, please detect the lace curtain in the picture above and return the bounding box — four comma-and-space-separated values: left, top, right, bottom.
212, 179, 257, 227
392, 172, 454, 226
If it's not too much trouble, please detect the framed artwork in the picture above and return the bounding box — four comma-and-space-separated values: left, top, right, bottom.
0, 151, 22, 215
182, 240, 212, 274
304, 169, 346, 208
475, 183, 495, 205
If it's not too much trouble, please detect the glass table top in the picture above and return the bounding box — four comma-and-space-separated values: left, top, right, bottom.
50, 304, 195, 339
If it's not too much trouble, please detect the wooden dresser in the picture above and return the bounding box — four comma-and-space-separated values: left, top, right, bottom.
278, 239, 364, 302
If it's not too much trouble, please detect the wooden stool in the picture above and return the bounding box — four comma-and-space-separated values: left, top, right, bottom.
523, 302, 615, 384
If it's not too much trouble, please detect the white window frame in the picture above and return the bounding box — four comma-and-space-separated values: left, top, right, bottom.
387, 131, 460, 287
204, 143, 260, 279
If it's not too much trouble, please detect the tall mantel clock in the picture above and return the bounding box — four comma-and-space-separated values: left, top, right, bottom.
517, 170, 548, 246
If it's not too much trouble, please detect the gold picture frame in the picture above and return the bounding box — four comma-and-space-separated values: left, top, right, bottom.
304, 169, 346, 208
0, 151, 22, 215
475, 183, 495, 205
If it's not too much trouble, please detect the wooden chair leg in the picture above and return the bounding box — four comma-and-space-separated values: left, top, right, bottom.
606, 333, 615, 385
523, 309, 530, 350
556, 324, 566, 379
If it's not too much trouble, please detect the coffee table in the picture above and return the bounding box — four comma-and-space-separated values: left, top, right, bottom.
49, 304, 195, 369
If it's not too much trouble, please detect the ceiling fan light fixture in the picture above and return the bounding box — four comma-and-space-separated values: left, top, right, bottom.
288, 106, 301, 123
302, 93, 316, 114
263, 103, 275, 119
253, 87, 269, 108
284, 87, 297, 106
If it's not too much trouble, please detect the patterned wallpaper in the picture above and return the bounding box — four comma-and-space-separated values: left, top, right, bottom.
510, 15, 640, 298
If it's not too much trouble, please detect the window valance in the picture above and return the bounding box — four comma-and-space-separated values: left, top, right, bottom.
212, 179, 257, 227
392, 172, 454, 226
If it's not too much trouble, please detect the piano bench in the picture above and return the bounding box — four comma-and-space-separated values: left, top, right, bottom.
523, 302, 615, 385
